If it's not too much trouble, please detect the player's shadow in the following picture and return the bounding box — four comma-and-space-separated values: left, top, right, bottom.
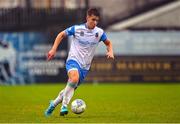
54, 114, 114, 119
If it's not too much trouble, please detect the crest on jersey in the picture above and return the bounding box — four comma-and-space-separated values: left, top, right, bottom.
95, 32, 98, 38
80, 31, 84, 36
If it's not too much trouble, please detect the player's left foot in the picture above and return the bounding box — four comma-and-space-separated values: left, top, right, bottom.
60, 105, 68, 116
44, 100, 55, 117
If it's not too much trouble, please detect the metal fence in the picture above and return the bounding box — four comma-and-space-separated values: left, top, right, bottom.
0, 8, 86, 31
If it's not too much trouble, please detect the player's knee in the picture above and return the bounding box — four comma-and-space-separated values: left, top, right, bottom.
70, 76, 79, 83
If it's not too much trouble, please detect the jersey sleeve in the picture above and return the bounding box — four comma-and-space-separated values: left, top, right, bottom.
65, 26, 75, 36
100, 32, 107, 42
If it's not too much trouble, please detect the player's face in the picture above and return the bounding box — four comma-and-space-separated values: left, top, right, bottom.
86, 15, 99, 29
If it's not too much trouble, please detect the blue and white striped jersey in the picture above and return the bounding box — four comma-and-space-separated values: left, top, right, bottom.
65, 23, 107, 70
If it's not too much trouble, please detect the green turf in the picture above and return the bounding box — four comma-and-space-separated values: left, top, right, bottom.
0, 83, 180, 123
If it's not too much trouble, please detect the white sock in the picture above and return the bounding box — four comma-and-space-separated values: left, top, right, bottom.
62, 82, 76, 107
53, 89, 64, 107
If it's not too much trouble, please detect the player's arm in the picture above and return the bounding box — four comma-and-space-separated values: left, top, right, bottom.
47, 31, 67, 61
103, 39, 114, 59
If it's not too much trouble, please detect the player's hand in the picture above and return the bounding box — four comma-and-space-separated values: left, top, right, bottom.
106, 52, 114, 59
47, 49, 56, 61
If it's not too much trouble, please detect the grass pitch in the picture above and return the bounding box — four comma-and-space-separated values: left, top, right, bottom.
0, 83, 180, 123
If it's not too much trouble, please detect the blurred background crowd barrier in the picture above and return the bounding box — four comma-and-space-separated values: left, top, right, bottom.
0, 0, 180, 85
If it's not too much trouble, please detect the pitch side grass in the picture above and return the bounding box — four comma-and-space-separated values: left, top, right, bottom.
0, 83, 180, 123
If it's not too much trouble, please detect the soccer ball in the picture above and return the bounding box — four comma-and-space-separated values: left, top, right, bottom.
71, 99, 86, 114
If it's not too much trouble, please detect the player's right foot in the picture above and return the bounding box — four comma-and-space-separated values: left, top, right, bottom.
60, 105, 68, 116
45, 100, 55, 117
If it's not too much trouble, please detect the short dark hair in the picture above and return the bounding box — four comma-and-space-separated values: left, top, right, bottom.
87, 8, 100, 17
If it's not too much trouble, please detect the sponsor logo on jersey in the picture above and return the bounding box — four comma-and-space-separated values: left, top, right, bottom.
80, 31, 84, 36
95, 32, 98, 38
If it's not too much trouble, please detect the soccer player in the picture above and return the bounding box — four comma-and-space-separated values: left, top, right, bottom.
45, 8, 114, 116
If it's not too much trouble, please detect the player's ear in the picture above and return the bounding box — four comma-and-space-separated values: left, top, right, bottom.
86, 15, 90, 21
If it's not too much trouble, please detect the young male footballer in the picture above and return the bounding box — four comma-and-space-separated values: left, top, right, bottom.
45, 8, 114, 116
